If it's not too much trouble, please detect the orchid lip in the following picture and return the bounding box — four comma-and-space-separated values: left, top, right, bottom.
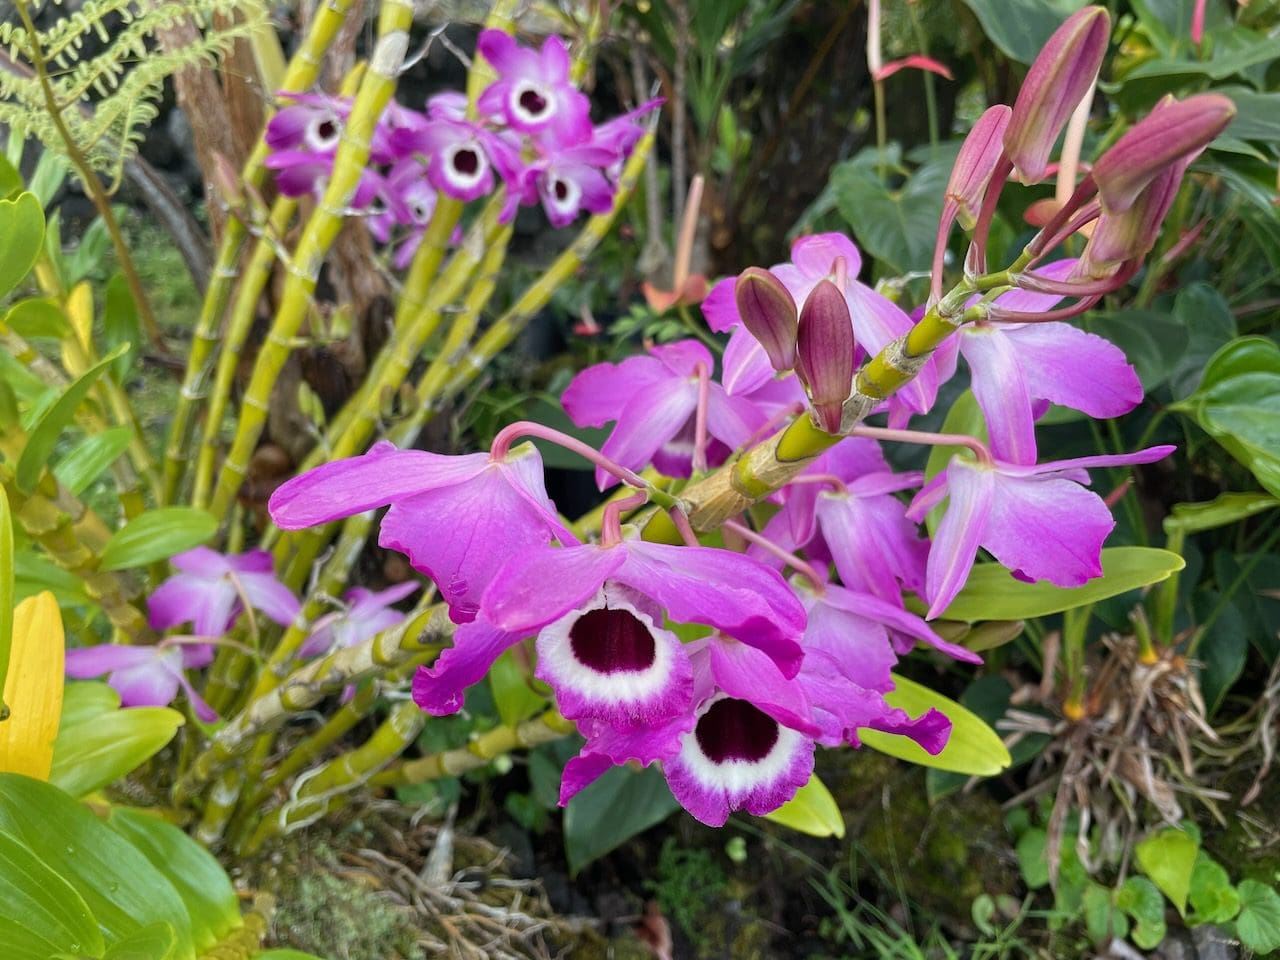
305, 114, 340, 152
511, 81, 552, 124
681, 695, 800, 789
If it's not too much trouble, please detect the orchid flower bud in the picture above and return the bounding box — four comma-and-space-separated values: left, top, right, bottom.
946, 105, 1012, 230
795, 279, 854, 434
1004, 6, 1110, 184
1092, 93, 1235, 214
1075, 164, 1182, 279
735, 267, 798, 373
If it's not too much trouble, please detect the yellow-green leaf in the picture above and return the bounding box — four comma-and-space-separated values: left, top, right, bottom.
0, 193, 44, 301
0, 593, 65, 780
0, 829, 105, 958
99, 507, 218, 571
1136, 827, 1198, 916
0, 487, 13, 708
761, 773, 845, 837
860, 673, 1011, 776
51, 703, 183, 798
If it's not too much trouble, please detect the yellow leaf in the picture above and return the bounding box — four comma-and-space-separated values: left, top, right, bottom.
0, 592, 65, 779
760, 773, 846, 838
61, 281, 93, 375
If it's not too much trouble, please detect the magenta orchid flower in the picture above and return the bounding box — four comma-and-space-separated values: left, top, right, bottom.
529, 142, 618, 227
908, 445, 1177, 618
561, 340, 763, 489
148, 547, 299, 636
269, 440, 573, 624
301, 581, 421, 658
66, 642, 217, 722
390, 117, 522, 203
476, 29, 592, 143
264, 92, 349, 154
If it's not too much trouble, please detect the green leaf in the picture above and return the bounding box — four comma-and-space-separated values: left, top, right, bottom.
1194, 591, 1248, 713
13, 552, 92, 607
99, 507, 218, 571
103, 273, 140, 383
54, 428, 133, 497
0, 192, 44, 301
0, 774, 195, 959
1084, 311, 1187, 392
1116, 876, 1167, 949
101, 922, 175, 960
1135, 827, 1198, 915
860, 673, 1011, 775
1015, 829, 1049, 889
4, 298, 71, 340
0, 830, 105, 958
760, 773, 844, 837
0, 917, 81, 960
1165, 492, 1280, 537
959, 0, 1085, 63
107, 809, 241, 952
254, 952, 329, 960
940, 547, 1185, 621
488, 649, 547, 728
1188, 854, 1241, 925
563, 764, 679, 876
926, 675, 1044, 800
830, 151, 950, 273
15, 344, 129, 494
1169, 283, 1238, 401
0, 487, 13, 710
1083, 882, 1126, 942
0, 153, 22, 200
1237, 879, 1280, 955
60, 681, 122, 727
1221, 87, 1280, 143
50, 704, 184, 798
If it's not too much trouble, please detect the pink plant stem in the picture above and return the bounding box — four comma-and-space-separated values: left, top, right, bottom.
1030, 203, 1102, 262
692, 362, 711, 473
930, 201, 958, 302
491, 421, 649, 490
1028, 175, 1099, 257
668, 507, 701, 547
850, 423, 993, 465
986, 295, 1103, 323
1104, 478, 1133, 509
744, 402, 806, 447
721, 519, 826, 592
1012, 267, 1126, 297
672, 174, 704, 293
786, 473, 849, 495
966, 154, 1013, 273
601, 491, 650, 547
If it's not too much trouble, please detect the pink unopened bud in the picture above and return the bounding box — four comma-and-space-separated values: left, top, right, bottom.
795, 280, 854, 434
1075, 164, 1182, 279
1092, 93, 1235, 214
947, 105, 1012, 229
735, 267, 798, 373
1004, 6, 1110, 184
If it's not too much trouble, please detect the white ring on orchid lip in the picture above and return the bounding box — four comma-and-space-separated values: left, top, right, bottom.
674, 694, 806, 795
443, 142, 487, 191
304, 113, 341, 152
510, 80, 553, 126
543, 174, 581, 220
536, 586, 677, 708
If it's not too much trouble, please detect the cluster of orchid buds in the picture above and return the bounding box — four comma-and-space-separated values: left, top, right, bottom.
68, 10, 1238, 828
264, 29, 658, 266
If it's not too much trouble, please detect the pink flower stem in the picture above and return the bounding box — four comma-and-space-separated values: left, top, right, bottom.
744, 402, 806, 448
786, 473, 849, 495
722, 519, 826, 592
1027, 175, 1099, 258
667, 507, 701, 547
160, 634, 258, 657
1029, 203, 1101, 263
491, 421, 678, 509
692, 362, 711, 473
930, 201, 958, 303
601, 491, 650, 547
965, 153, 1013, 274
987, 294, 1104, 324
850, 424, 992, 466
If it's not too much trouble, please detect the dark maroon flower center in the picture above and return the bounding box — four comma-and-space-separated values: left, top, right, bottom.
696, 698, 779, 763
453, 148, 480, 175
519, 88, 549, 116
553, 179, 570, 201
569, 607, 656, 673
316, 118, 337, 141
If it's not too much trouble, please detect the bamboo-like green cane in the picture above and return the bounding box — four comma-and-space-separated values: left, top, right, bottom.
161, 0, 359, 504
173, 604, 450, 805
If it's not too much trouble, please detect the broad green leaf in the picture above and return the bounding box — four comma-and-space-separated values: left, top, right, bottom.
0, 593, 65, 780
941, 547, 1184, 622
4, 298, 71, 339
1237, 880, 1280, 955
1015, 829, 1049, 889
14, 552, 92, 607
1083, 882, 1127, 943
927, 675, 1043, 800
99, 507, 219, 571
0, 830, 104, 957
50, 704, 183, 798
1188, 853, 1240, 924
15, 344, 129, 494
255, 952, 329, 959
489, 649, 547, 728
1135, 827, 1198, 915
830, 151, 950, 273
860, 673, 1011, 775
1194, 590, 1248, 713
1166, 492, 1280, 536
1222, 87, 1280, 143
761, 773, 844, 837
1169, 283, 1238, 401
959, 0, 1085, 62
0, 774, 195, 959
54, 428, 133, 497
60, 681, 121, 728
1085, 311, 1187, 392
102, 922, 174, 960
0, 486, 12, 708
103, 273, 140, 383
0, 192, 44, 301
1116, 876, 1166, 949
563, 764, 680, 876
0, 917, 82, 960
0, 153, 21, 199
108, 809, 241, 952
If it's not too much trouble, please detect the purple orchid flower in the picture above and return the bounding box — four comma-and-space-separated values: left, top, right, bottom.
413, 535, 808, 727
561, 340, 764, 489
148, 547, 299, 636
268, 440, 574, 624
476, 29, 592, 143
301, 581, 421, 658
908, 445, 1177, 618
66, 642, 217, 722
391, 116, 522, 203
265, 92, 349, 154
370, 160, 442, 269
527, 142, 618, 228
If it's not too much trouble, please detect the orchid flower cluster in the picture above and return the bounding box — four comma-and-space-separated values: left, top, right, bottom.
264, 29, 658, 266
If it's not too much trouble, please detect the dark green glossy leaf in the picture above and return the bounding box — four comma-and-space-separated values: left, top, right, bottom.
15, 344, 128, 494
99, 507, 218, 571
830, 151, 950, 273
108, 809, 241, 952
1085, 311, 1187, 391
0, 774, 194, 958
0, 193, 44, 302
1169, 283, 1237, 401
0, 829, 104, 957
1221, 87, 1280, 142
563, 764, 679, 876
941, 547, 1185, 621
959, 0, 1084, 63
54, 427, 133, 497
